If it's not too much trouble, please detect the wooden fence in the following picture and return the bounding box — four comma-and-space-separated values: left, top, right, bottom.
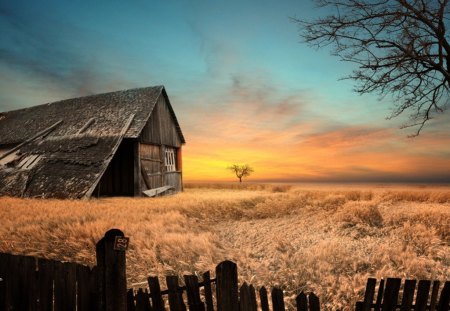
1, 228, 449, 311
355, 278, 450, 311
126, 260, 319, 311
0, 228, 127, 311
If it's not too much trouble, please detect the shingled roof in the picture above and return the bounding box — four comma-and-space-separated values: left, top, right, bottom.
0, 86, 185, 199
0, 86, 185, 145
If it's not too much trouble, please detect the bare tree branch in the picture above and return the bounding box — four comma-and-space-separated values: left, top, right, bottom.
293, 0, 450, 135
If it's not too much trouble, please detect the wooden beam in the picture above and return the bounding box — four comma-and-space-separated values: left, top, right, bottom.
0, 120, 63, 161
133, 141, 141, 196
77, 118, 96, 134
140, 160, 151, 190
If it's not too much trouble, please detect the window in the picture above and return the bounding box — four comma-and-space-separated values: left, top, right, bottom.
164, 148, 176, 172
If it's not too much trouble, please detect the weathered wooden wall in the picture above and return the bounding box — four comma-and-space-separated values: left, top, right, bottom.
140, 143, 162, 190
140, 95, 182, 147
138, 93, 183, 194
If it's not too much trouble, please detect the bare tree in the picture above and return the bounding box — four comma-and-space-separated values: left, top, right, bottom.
227, 164, 254, 183
293, 0, 450, 135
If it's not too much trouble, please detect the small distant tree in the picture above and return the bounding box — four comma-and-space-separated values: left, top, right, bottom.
227, 164, 254, 183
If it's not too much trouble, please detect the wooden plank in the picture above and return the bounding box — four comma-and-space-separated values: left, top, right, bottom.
429, 281, 441, 311
400, 279, 416, 311
308, 293, 320, 311
271, 287, 285, 311
65, 262, 77, 311
249, 285, 257, 311
166, 275, 186, 311
134, 141, 141, 196
202, 271, 214, 311
89, 266, 99, 311
140, 160, 152, 190
381, 278, 401, 311
415, 280, 431, 311
0, 253, 7, 311
148, 276, 165, 311
374, 279, 385, 311
77, 264, 93, 311
141, 156, 162, 162
77, 117, 96, 134
135, 288, 151, 311
216, 261, 239, 311
37, 258, 54, 311
437, 281, 450, 311
127, 289, 136, 311
10, 255, 22, 310
362, 278, 377, 311
0, 120, 63, 161
259, 287, 269, 311
142, 185, 174, 197
240, 283, 251, 311
296, 292, 307, 311
184, 275, 205, 311
24, 256, 38, 311
53, 261, 77, 311
53, 261, 65, 311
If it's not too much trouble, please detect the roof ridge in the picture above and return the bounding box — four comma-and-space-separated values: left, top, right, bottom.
0, 85, 164, 114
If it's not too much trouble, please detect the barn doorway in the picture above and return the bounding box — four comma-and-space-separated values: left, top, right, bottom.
94, 139, 134, 197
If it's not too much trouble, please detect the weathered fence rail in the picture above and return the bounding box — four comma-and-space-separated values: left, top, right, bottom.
1, 228, 449, 311
0, 250, 99, 310
355, 278, 450, 311
126, 261, 319, 311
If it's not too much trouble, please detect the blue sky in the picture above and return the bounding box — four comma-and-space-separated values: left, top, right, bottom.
1, 0, 449, 182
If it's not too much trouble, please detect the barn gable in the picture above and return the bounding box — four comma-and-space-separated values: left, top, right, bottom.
0, 86, 185, 199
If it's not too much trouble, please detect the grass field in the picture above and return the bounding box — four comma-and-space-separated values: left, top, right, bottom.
1, 183, 449, 310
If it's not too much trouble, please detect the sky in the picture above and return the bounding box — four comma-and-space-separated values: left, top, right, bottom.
1, 0, 449, 183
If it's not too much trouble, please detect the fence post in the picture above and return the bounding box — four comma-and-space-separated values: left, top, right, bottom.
96, 229, 127, 311
216, 260, 239, 311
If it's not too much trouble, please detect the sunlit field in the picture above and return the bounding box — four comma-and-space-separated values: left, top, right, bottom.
1, 183, 449, 310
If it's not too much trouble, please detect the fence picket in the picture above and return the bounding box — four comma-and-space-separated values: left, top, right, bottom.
240, 282, 251, 311
21, 255, 37, 310
374, 279, 385, 311
381, 278, 401, 311
429, 281, 441, 311
216, 260, 238, 311
249, 284, 257, 311
259, 286, 269, 311
361, 278, 377, 311
400, 279, 416, 311
38, 258, 54, 311
167, 275, 186, 311
296, 292, 307, 311
308, 293, 320, 311
127, 289, 136, 311
0, 253, 6, 311
437, 281, 449, 311
271, 287, 285, 311
135, 288, 152, 311
185, 275, 205, 311
202, 271, 214, 311
148, 276, 165, 311
415, 280, 431, 311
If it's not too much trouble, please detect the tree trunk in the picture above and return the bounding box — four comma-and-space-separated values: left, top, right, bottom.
239, 177, 242, 183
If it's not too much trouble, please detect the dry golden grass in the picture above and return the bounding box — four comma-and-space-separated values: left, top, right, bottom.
0, 183, 449, 310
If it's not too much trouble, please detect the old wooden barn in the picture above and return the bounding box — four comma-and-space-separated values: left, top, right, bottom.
0, 86, 185, 199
